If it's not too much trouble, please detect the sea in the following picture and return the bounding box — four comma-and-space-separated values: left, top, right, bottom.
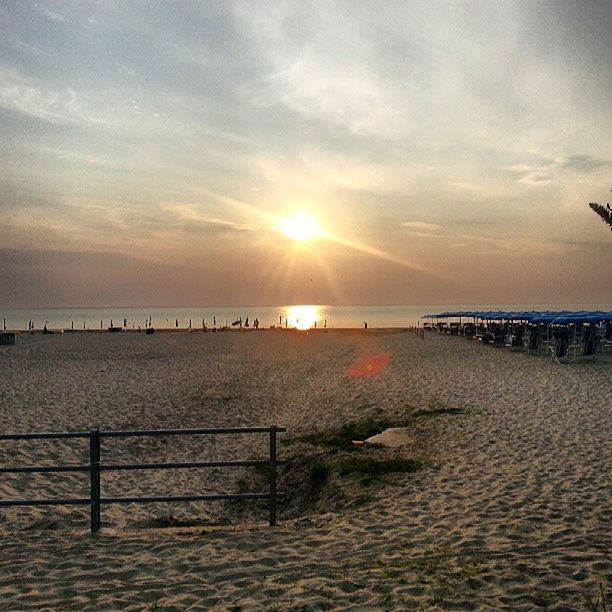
2, 304, 611, 331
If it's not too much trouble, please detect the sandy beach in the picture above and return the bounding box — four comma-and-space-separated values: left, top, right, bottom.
0, 329, 610, 610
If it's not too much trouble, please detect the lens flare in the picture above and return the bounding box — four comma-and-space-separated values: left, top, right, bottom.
346, 353, 392, 378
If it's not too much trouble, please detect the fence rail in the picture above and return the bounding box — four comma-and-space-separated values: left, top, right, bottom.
0, 425, 285, 532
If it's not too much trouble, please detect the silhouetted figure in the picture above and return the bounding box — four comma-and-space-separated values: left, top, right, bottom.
245, 317, 249, 328
254, 318, 259, 329
3, 318, 5, 330
175, 318, 179, 328
124, 318, 127, 328
364, 321, 368, 329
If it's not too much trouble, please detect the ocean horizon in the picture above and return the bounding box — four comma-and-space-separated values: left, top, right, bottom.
3, 303, 612, 331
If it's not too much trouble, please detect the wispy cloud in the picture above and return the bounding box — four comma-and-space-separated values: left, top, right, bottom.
502, 154, 609, 186
401, 221, 441, 232
0, 65, 110, 125
0, 66, 76, 123
0, 1, 611, 305
449, 181, 481, 191
559, 154, 609, 172
35, 3, 65, 23
159, 203, 260, 233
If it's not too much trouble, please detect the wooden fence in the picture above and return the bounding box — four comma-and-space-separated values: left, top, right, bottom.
0, 426, 285, 532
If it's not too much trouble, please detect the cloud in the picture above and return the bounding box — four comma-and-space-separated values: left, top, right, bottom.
449, 181, 481, 191
401, 222, 441, 232
0, 66, 75, 123
502, 153, 609, 186
35, 3, 65, 23
518, 172, 555, 185
0, 2, 611, 305
559, 154, 609, 172
159, 204, 260, 233
0, 65, 109, 125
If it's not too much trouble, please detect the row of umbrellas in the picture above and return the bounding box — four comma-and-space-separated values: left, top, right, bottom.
421, 310, 612, 325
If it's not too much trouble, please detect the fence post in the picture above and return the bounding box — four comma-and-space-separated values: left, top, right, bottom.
89, 429, 101, 533
269, 425, 277, 527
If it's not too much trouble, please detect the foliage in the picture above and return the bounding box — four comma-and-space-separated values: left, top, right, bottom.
589, 202, 612, 231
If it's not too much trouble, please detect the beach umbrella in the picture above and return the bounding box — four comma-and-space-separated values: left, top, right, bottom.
530, 313, 558, 324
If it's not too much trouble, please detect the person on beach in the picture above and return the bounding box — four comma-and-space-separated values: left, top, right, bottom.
364, 321, 368, 329
254, 318, 259, 329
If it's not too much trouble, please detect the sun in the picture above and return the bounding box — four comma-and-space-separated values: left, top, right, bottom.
278, 212, 322, 242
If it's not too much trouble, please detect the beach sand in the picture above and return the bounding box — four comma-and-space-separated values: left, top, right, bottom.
0, 330, 610, 609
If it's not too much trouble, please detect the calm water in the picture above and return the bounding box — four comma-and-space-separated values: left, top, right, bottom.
3, 304, 611, 331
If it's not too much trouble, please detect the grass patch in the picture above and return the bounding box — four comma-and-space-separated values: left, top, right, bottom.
310, 462, 331, 484
137, 515, 209, 529
413, 407, 466, 418
297, 417, 399, 449
583, 583, 609, 611
333, 456, 422, 476
227, 410, 434, 521
292, 404, 468, 451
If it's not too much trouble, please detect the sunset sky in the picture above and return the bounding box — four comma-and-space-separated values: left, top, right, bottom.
1, 1, 611, 307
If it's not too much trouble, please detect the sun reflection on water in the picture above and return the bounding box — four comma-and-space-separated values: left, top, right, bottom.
283, 305, 325, 330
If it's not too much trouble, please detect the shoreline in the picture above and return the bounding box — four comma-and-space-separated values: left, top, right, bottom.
3, 326, 415, 334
